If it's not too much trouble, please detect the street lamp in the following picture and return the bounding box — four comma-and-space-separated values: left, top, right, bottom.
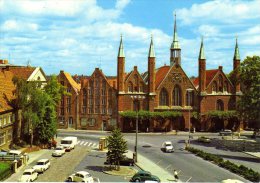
130, 95, 145, 162
186, 88, 194, 146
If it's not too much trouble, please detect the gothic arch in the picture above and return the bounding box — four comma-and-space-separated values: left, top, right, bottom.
159, 88, 169, 106
172, 85, 182, 106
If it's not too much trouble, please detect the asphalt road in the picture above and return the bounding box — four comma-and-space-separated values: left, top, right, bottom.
58, 130, 254, 182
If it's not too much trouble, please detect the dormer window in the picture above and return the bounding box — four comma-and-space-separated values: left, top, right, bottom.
224, 81, 228, 93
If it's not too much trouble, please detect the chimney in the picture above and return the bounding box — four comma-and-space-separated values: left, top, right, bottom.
134, 66, 137, 71
218, 66, 223, 71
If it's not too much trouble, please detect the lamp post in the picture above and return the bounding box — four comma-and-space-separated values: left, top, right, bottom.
186, 88, 194, 146
130, 95, 145, 162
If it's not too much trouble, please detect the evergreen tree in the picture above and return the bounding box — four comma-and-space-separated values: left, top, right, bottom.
106, 128, 127, 170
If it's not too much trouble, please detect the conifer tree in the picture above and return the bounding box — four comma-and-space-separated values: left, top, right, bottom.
106, 128, 127, 170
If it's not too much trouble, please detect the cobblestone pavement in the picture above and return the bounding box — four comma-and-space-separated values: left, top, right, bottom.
36, 146, 90, 182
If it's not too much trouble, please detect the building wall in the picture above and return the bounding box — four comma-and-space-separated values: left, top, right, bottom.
0, 112, 15, 149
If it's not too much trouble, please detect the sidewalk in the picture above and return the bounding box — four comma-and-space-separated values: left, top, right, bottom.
244, 152, 260, 159
125, 150, 178, 182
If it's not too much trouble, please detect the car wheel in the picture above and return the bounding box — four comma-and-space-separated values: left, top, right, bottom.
134, 178, 141, 182
68, 177, 72, 182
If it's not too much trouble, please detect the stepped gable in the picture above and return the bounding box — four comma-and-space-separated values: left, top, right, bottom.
0, 70, 15, 112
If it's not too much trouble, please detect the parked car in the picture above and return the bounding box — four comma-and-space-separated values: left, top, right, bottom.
52, 146, 65, 157
130, 171, 160, 182
19, 168, 38, 182
219, 130, 232, 136
221, 179, 244, 183
197, 136, 211, 143
33, 159, 50, 173
161, 141, 174, 152
67, 171, 94, 183
104, 156, 134, 166
8, 150, 29, 161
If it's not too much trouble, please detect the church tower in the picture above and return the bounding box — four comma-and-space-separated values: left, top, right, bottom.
233, 38, 241, 93
170, 13, 181, 66
198, 37, 206, 94
117, 35, 125, 93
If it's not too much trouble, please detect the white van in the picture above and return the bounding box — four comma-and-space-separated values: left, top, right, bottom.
60, 136, 77, 151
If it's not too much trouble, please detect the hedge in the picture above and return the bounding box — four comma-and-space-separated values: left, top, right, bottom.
0, 162, 12, 181
186, 147, 260, 182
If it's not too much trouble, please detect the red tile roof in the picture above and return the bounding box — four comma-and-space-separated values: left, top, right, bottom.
155, 65, 170, 88
0, 70, 15, 112
193, 69, 219, 88
8, 66, 35, 80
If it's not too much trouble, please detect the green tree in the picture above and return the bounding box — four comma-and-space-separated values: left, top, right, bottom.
238, 56, 260, 129
106, 128, 128, 170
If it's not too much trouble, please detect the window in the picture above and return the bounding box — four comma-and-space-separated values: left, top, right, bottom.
216, 99, 224, 111
224, 81, 229, 93
186, 91, 194, 106
59, 117, 65, 124
67, 97, 71, 105
101, 107, 106, 114
82, 107, 87, 114
83, 89, 87, 107
102, 79, 106, 89
101, 89, 105, 96
88, 118, 96, 126
101, 98, 106, 105
219, 75, 223, 92
134, 75, 138, 85
67, 86, 71, 93
8, 115, 11, 124
173, 85, 182, 106
7, 129, 12, 142
61, 98, 64, 105
139, 84, 144, 92
212, 81, 217, 93
81, 118, 87, 127
0, 132, 5, 146
3, 117, 6, 126
159, 88, 168, 106
67, 107, 71, 114
128, 82, 133, 92
108, 108, 112, 115
60, 108, 64, 115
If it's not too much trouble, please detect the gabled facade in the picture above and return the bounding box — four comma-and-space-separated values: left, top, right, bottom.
0, 69, 16, 149
55, 16, 242, 132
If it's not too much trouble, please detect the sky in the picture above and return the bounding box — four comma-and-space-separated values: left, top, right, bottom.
0, 0, 260, 77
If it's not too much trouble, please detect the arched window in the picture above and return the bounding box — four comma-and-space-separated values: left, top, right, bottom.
186, 91, 194, 106
102, 79, 106, 89
83, 89, 87, 106
224, 81, 229, 93
159, 88, 168, 106
212, 81, 217, 93
128, 82, 133, 92
216, 99, 224, 111
139, 83, 144, 92
219, 75, 223, 92
173, 85, 182, 106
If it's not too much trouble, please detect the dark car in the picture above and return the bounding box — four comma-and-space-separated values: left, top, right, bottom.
130, 170, 160, 182
104, 156, 134, 166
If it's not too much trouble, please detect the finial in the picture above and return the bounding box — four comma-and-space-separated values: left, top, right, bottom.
148, 34, 155, 58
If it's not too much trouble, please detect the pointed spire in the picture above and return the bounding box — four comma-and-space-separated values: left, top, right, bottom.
118, 34, 125, 57
234, 37, 240, 60
199, 36, 206, 60
171, 12, 180, 49
148, 35, 155, 58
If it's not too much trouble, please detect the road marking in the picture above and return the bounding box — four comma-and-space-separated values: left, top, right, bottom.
84, 142, 89, 146
92, 143, 96, 147
88, 142, 93, 146
165, 164, 172, 170
77, 141, 81, 144
80, 141, 85, 145
156, 160, 162, 165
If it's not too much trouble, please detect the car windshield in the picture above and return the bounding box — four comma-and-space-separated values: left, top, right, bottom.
23, 172, 31, 175
36, 162, 44, 165
165, 144, 172, 146
61, 140, 72, 144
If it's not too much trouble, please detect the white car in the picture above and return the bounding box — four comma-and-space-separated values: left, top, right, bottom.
221, 179, 244, 183
52, 146, 65, 157
19, 168, 38, 182
67, 171, 94, 183
162, 141, 174, 152
33, 159, 50, 173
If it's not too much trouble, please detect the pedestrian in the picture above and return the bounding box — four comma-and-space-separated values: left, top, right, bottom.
174, 169, 179, 180
55, 133, 58, 139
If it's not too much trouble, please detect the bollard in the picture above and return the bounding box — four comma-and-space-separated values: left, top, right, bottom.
13, 160, 18, 173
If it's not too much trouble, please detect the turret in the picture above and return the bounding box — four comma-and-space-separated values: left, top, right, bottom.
117, 35, 125, 93
233, 38, 241, 93
170, 13, 181, 66
148, 35, 155, 94
198, 37, 206, 93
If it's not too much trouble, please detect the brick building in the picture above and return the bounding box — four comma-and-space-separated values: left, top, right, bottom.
57, 17, 241, 132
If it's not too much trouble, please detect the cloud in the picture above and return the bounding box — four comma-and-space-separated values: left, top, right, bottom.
1, 20, 38, 32
177, 0, 260, 25
197, 25, 219, 37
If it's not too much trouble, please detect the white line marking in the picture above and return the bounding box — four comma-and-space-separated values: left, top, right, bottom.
84, 142, 89, 146
88, 142, 93, 146
80, 141, 84, 145
77, 141, 81, 144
